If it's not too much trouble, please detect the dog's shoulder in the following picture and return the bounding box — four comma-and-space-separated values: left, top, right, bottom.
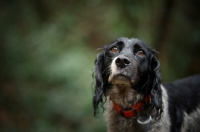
162, 74, 200, 108
163, 74, 200, 96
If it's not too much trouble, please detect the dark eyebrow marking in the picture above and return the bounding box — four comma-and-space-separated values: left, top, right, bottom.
116, 41, 124, 46
134, 43, 142, 50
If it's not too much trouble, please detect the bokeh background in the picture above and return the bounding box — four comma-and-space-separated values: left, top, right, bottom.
0, 0, 200, 132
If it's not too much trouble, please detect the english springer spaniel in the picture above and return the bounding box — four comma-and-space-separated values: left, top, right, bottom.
93, 37, 200, 132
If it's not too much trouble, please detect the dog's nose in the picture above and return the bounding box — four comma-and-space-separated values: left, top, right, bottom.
115, 56, 130, 68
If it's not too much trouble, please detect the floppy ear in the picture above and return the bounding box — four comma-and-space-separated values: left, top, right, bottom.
150, 54, 163, 118
93, 51, 107, 117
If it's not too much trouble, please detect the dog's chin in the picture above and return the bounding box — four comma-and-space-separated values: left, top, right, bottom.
108, 74, 135, 86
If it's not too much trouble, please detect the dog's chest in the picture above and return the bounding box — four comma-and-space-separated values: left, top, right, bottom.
104, 99, 153, 132
105, 85, 154, 132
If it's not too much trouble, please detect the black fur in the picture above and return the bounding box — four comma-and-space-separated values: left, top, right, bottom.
163, 74, 200, 132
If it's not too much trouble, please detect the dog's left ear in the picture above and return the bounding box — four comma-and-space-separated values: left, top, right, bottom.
150, 53, 162, 114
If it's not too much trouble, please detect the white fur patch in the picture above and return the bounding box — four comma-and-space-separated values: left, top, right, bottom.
150, 85, 171, 132
160, 85, 170, 132
181, 105, 200, 132
108, 57, 117, 83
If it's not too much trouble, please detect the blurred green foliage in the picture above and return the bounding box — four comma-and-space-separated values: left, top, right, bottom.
0, 0, 200, 132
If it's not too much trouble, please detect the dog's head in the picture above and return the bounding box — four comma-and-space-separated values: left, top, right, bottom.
93, 37, 162, 117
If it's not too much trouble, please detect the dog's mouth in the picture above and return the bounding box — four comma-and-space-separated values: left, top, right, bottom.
108, 73, 135, 86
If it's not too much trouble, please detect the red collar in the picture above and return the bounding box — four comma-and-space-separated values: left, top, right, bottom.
112, 95, 151, 118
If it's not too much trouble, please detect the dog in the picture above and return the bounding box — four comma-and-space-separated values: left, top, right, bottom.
92, 37, 200, 132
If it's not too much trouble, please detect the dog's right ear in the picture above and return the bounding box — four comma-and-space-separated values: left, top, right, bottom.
93, 51, 106, 117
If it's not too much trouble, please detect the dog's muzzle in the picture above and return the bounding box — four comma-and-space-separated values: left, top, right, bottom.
108, 55, 136, 85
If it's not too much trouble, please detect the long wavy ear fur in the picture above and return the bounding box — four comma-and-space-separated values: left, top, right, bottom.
93, 51, 106, 117
150, 53, 163, 119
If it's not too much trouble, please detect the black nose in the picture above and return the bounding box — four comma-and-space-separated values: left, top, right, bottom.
115, 56, 131, 68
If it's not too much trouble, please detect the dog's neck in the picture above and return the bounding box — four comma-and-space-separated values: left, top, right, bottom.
107, 84, 143, 109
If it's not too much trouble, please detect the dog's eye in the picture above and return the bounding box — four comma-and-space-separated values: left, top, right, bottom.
137, 50, 145, 56
110, 46, 118, 53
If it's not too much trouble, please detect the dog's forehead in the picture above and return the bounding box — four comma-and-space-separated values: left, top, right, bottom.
127, 38, 143, 46
115, 37, 145, 47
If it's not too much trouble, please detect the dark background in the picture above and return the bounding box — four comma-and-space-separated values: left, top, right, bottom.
0, 0, 200, 132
